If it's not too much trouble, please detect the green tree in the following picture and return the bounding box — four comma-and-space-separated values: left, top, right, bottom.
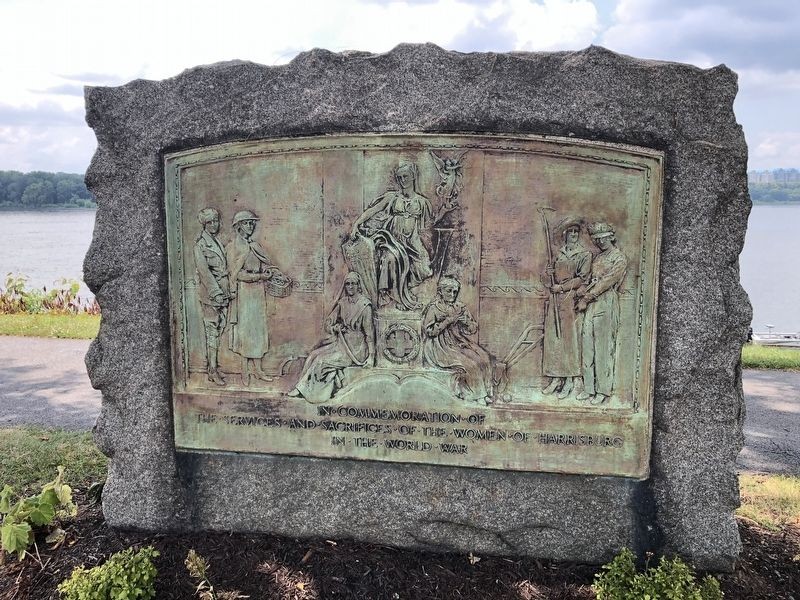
21, 180, 56, 207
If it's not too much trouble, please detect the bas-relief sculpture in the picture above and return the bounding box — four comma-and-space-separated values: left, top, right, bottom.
166, 133, 663, 478
288, 271, 375, 403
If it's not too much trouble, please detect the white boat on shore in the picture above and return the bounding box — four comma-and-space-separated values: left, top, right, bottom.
751, 330, 800, 348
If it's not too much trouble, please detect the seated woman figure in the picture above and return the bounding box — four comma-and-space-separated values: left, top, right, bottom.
422, 277, 494, 405
288, 272, 375, 403
348, 163, 439, 311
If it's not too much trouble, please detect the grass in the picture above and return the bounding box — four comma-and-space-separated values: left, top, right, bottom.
0, 313, 99, 339
741, 344, 800, 370
0, 426, 107, 495
737, 473, 800, 531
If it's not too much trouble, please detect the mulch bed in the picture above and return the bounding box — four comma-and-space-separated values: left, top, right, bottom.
1, 493, 798, 600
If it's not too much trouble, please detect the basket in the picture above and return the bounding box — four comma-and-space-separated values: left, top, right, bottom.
265, 270, 292, 298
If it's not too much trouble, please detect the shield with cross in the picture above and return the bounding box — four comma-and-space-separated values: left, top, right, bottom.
375, 316, 423, 369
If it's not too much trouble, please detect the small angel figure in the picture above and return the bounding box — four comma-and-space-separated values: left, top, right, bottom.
429, 150, 467, 207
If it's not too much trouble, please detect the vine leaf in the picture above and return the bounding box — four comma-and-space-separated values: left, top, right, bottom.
1, 521, 32, 558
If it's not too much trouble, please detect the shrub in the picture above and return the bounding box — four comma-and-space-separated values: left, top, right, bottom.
0, 273, 99, 315
0, 466, 77, 560
593, 548, 722, 600
58, 546, 159, 600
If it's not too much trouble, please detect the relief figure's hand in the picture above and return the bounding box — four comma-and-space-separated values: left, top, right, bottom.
448, 310, 464, 326
576, 299, 588, 312
211, 292, 227, 306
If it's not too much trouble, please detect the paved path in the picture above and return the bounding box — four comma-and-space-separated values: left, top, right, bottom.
0, 336, 798, 474
0, 336, 101, 430
739, 369, 800, 475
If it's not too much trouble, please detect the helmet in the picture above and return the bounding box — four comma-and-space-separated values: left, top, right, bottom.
588, 222, 615, 239
232, 210, 259, 226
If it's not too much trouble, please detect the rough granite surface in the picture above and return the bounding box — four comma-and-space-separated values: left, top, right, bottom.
83, 44, 751, 570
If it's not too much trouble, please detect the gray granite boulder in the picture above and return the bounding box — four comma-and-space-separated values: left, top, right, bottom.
84, 44, 750, 570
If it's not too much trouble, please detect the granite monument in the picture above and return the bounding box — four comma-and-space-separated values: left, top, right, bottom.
84, 44, 750, 570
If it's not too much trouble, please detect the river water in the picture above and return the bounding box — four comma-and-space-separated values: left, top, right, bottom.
740, 204, 800, 333
0, 209, 96, 302
0, 206, 797, 332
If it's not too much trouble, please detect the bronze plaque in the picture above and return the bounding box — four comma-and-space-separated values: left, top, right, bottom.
165, 134, 663, 478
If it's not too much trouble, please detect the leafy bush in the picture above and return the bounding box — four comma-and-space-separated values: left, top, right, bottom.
593, 548, 722, 600
0, 466, 77, 560
0, 273, 99, 315
58, 546, 159, 600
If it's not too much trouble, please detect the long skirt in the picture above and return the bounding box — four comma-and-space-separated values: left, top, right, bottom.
542, 291, 582, 377
229, 282, 269, 359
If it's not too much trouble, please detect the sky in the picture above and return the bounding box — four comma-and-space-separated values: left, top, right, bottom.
0, 0, 797, 173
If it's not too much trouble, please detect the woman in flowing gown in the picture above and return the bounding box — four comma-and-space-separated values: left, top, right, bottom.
288, 272, 375, 403
422, 277, 494, 405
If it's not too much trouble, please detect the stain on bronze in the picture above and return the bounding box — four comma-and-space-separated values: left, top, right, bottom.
165, 134, 664, 478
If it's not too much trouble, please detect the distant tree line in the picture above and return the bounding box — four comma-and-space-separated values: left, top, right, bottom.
0, 171, 95, 209
748, 182, 800, 204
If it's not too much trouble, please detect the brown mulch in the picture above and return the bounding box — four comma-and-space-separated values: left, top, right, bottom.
1, 493, 798, 600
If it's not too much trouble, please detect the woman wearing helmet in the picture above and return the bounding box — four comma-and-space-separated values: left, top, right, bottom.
226, 209, 276, 385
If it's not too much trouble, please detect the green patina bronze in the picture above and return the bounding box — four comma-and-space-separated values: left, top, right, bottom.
165, 133, 664, 478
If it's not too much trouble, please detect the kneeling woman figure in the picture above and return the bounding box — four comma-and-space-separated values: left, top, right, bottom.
289, 272, 375, 403
422, 277, 494, 405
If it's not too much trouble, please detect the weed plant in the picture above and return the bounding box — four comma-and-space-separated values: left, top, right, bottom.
0, 273, 99, 315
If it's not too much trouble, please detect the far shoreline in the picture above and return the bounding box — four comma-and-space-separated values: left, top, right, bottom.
0, 204, 96, 212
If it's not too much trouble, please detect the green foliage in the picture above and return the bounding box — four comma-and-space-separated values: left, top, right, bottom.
593, 548, 723, 600
738, 473, 800, 531
0, 273, 99, 315
0, 313, 101, 338
741, 344, 800, 371
748, 180, 800, 204
58, 546, 159, 600
0, 170, 94, 208
0, 427, 108, 495
0, 466, 77, 560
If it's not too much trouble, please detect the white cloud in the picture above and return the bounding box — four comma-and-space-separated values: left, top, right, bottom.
603, 0, 800, 70
750, 132, 800, 170
600, 0, 800, 169
488, 0, 599, 50
0, 125, 95, 173
0, 0, 607, 172
1, 0, 798, 171
450, 0, 599, 52
738, 69, 800, 95
0, 0, 482, 94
